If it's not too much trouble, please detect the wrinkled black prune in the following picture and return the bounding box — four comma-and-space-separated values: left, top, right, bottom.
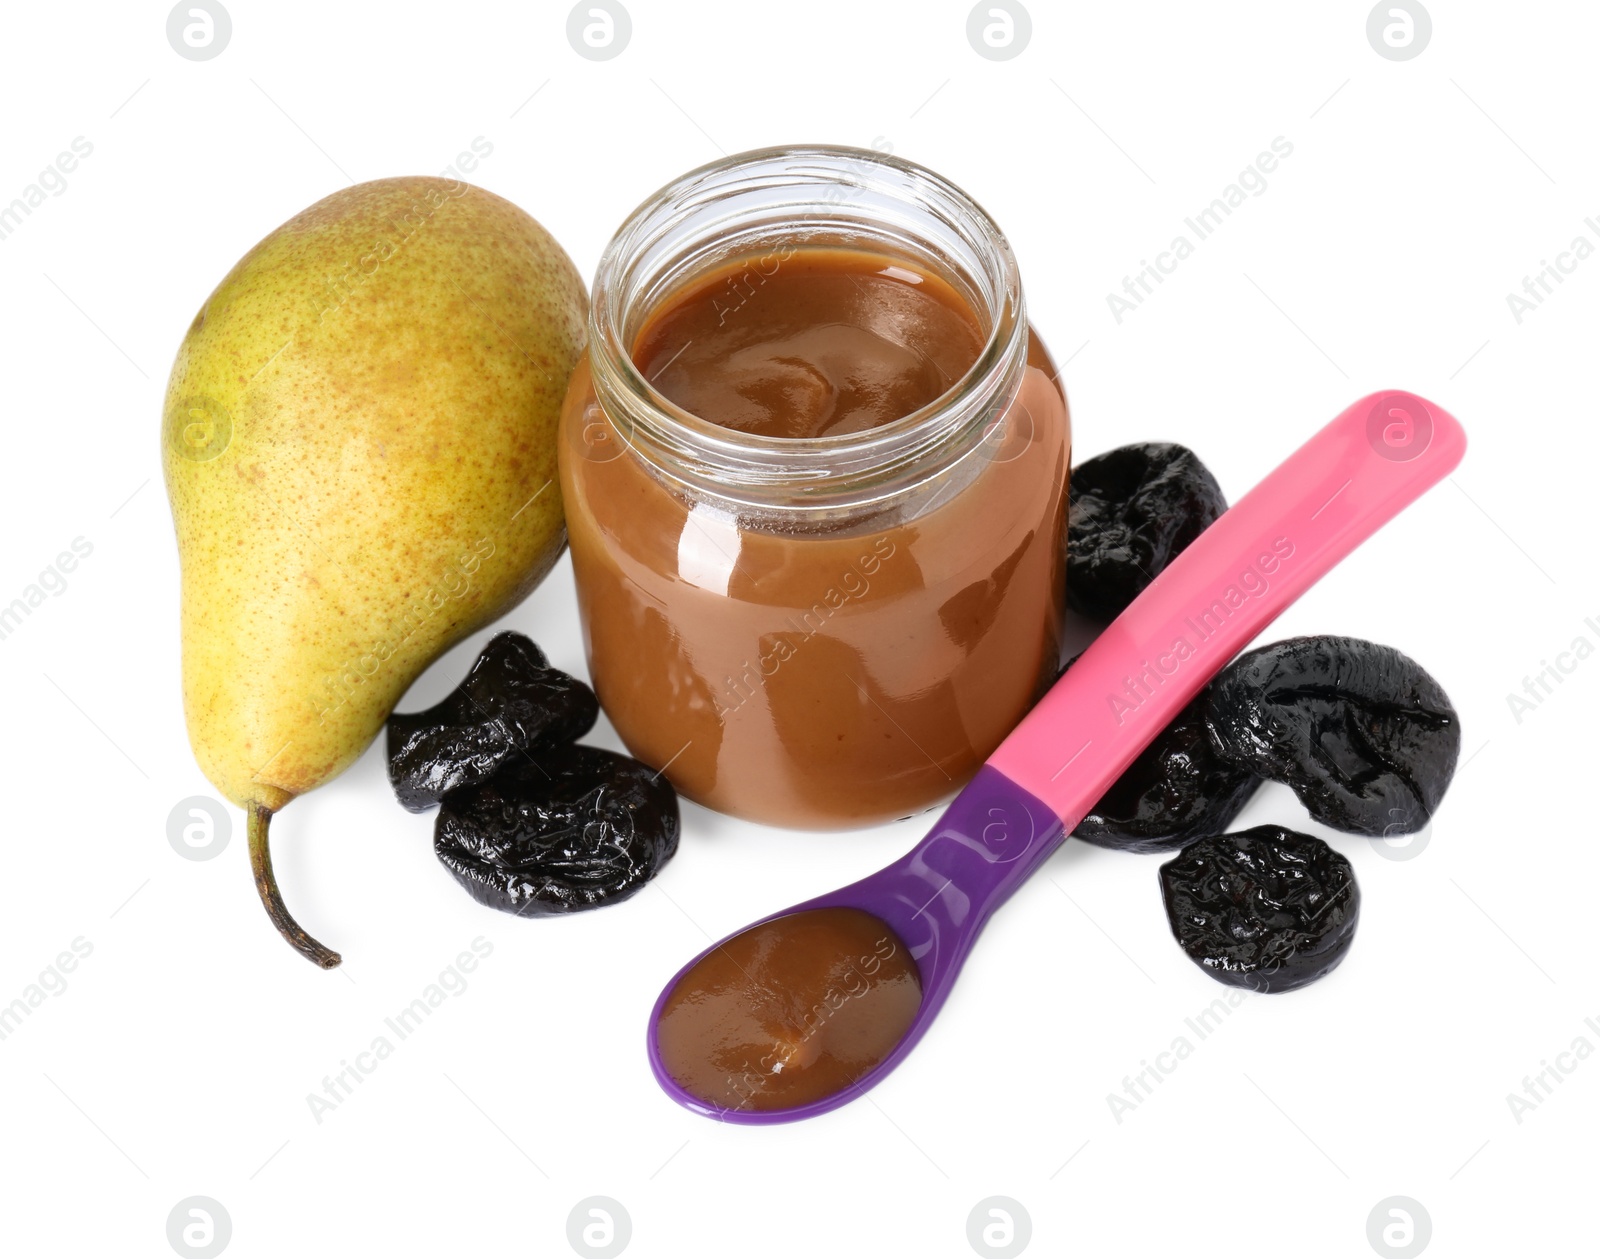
1067, 442, 1227, 620
1204, 636, 1459, 837
387, 632, 599, 812
435, 745, 680, 915
1159, 824, 1359, 993
1074, 688, 1261, 853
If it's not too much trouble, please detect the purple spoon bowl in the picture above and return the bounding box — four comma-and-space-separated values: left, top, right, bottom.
645, 766, 1062, 1123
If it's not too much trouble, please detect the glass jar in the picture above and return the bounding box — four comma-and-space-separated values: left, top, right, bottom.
558, 145, 1069, 829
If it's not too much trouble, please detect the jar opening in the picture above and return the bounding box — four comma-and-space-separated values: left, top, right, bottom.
588, 145, 1028, 522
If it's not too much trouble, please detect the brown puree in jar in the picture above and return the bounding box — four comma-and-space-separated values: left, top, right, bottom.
559, 246, 1069, 827
633, 249, 985, 438
655, 908, 921, 1112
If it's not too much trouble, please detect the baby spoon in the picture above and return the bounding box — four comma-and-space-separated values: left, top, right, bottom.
647, 390, 1466, 1123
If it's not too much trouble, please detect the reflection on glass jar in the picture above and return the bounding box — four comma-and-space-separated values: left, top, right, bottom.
558, 145, 1069, 828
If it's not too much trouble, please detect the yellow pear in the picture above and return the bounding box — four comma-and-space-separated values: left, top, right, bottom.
163, 176, 586, 967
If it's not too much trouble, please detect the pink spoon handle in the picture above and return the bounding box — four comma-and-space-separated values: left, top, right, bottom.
990, 389, 1466, 827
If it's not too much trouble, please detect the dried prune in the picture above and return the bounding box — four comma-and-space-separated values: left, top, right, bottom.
1204, 636, 1459, 837
387, 631, 598, 812
1073, 688, 1261, 853
435, 745, 679, 915
1067, 442, 1227, 620
1159, 825, 1359, 993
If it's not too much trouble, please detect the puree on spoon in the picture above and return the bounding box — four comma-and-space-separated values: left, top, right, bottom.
654, 907, 922, 1112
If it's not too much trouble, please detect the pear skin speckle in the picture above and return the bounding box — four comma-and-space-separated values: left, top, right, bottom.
163, 177, 586, 810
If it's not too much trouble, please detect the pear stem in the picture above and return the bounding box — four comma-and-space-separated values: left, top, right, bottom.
247, 802, 342, 969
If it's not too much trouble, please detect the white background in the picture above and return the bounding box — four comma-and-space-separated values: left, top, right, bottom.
0, 2, 1590, 1256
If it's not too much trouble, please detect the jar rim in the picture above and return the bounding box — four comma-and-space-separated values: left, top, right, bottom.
586, 143, 1028, 516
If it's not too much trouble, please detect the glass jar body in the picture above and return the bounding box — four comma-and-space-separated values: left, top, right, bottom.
558, 333, 1068, 829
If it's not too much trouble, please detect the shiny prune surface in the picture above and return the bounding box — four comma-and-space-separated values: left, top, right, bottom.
1159, 824, 1359, 993
435, 745, 679, 916
1067, 442, 1227, 620
387, 632, 599, 812
1204, 636, 1459, 837
1074, 688, 1261, 853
